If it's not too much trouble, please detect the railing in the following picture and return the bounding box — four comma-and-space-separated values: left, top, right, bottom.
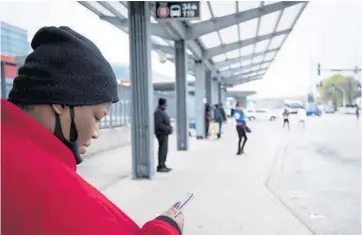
1, 60, 131, 129
1, 59, 197, 130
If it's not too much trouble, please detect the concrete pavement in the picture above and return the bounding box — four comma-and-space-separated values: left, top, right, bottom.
78, 120, 314, 235
269, 114, 361, 235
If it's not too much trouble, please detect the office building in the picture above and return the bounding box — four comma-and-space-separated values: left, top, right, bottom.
1, 21, 30, 57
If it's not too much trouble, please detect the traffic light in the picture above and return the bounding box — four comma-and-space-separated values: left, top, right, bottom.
354, 66, 361, 75
331, 84, 336, 92
317, 63, 321, 76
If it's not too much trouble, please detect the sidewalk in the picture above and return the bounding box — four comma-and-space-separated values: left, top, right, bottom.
78, 121, 313, 235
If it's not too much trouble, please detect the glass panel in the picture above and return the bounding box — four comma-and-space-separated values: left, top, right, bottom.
247, 72, 258, 77
258, 11, 279, 36
200, 32, 221, 48
219, 66, 229, 71
249, 65, 260, 71
241, 59, 252, 66
277, 4, 303, 31
264, 51, 276, 61
240, 45, 254, 55
253, 55, 263, 63
263, 1, 279, 6
260, 62, 270, 69
230, 63, 241, 69
243, 68, 251, 74
226, 49, 239, 59
269, 34, 286, 49
219, 25, 238, 44
212, 54, 226, 62
254, 39, 269, 53
211, 1, 236, 17
238, 1, 261, 12
239, 19, 258, 40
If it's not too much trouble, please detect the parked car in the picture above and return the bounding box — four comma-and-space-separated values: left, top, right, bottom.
324, 105, 336, 114
339, 105, 358, 115
306, 108, 322, 116
245, 108, 277, 121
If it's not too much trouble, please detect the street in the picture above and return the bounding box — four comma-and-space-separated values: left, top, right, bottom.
274, 114, 361, 235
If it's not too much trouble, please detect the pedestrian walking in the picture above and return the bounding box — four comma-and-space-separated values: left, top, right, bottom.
283, 109, 290, 130
356, 105, 360, 120
214, 104, 223, 138
233, 102, 248, 155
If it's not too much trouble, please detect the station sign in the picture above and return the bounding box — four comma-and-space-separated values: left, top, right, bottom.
155, 2, 201, 20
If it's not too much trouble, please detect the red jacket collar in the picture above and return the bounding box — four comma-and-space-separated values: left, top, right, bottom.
1, 99, 77, 171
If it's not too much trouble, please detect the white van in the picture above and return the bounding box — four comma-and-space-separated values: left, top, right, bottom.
245, 108, 277, 121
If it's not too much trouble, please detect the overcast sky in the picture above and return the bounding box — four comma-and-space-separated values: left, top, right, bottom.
0, 1, 361, 98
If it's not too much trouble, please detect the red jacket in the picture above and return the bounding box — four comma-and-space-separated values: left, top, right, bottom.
1, 100, 181, 235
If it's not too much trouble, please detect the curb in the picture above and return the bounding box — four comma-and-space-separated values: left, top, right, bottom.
265, 139, 317, 235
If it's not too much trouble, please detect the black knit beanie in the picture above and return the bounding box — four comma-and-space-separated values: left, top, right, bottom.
158, 98, 167, 106
8, 26, 119, 106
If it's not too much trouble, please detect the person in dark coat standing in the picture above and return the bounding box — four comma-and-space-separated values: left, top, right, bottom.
204, 103, 212, 139
219, 103, 227, 123
154, 98, 173, 173
214, 104, 224, 139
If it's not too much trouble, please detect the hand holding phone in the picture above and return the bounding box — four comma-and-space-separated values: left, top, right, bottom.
172, 192, 195, 216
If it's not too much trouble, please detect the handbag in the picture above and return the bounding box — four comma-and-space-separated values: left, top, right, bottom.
244, 126, 252, 133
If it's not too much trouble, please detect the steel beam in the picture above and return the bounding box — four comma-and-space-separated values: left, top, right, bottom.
224, 68, 267, 82
220, 60, 272, 77
205, 29, 290, 59
99, 15, 173, 40
188, 1, 303, 39
152, 44, 197, 60
205, 70, 212, 104
235, 77, 263, 84
229, 76, 263, 85
214, 48, 279, 69
157, 20, 221, 81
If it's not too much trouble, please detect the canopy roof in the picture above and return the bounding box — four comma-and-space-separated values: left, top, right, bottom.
79, 1, 308, 86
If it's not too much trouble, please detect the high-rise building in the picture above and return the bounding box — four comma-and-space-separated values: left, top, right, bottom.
1, 21, 30, 57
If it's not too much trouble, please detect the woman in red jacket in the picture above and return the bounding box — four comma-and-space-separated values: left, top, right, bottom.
1, 26, 184, 235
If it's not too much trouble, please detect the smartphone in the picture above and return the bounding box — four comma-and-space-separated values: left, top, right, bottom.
172, 192, 195, 216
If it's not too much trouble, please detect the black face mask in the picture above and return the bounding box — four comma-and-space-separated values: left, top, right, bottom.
53, 106, 83, 165
160, 104, 167, 110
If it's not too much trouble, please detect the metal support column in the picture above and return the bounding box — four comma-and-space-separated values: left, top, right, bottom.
211, 79, 219, 105
175, 40, 188, 150
222, 87, 227, 106
218, 82, 222, 105
205, 70, 211, 105
128, 1, 154, 179
194, 60, 205, 139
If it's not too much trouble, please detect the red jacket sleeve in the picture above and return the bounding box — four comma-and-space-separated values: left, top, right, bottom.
138, 216, 181, 235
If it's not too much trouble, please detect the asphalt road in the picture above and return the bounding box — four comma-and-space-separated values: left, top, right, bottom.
278, 114, 361, 235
